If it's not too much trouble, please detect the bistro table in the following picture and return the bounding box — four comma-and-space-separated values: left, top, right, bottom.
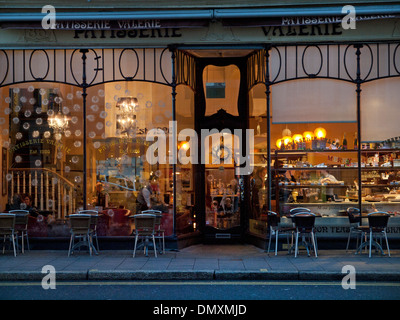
355, 234, 385, 256
37, 210, 54, 217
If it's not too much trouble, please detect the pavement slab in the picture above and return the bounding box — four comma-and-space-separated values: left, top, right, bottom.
0, 244, 398, 281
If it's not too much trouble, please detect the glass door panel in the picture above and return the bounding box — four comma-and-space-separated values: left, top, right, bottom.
205, 166, 240, 230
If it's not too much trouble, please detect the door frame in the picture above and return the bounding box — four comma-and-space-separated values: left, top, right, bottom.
192, 55, 251, 242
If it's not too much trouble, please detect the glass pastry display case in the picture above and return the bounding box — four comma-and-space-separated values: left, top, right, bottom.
271, 149, 359, 215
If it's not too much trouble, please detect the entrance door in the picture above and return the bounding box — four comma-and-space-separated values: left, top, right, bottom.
204, 152, 242, 238
192, 53, 250, 241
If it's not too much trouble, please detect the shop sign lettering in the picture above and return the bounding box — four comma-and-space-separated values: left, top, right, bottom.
58, 19, 161, 30
281, 14, 396, 26
262, 23, 343, 37
73, 28, 182, 39
315, 226, 400, 235
97, 139, 145, 155
97, 127, 169, 154
10, 139, 71, 154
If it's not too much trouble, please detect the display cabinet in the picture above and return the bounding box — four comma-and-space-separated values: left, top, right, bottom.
264, 148, 400, 216
361, 149, 400, 210
270, 149, 359, 216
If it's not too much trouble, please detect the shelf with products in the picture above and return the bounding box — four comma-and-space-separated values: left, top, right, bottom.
277, 184, 349, 188
361, 149, 400, 169
271, 148, 360, 214
360, 150, 400, 199
275, 149, 400, 207
271, 149, 359, 172
274, 149, 359, 153
253, 144, 400, 211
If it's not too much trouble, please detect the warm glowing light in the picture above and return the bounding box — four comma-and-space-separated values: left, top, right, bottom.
282, 136, 292, 146
276, 139, 282, 149
116, 97, 138, 136
303, 131, 315, 141
314, 127, 327, 139
48, 112, 69, 133
179, 141, 190, 151
292, 134, 303, 143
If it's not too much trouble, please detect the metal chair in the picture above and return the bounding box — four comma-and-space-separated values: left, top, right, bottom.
68, 214, 93, 257
289, 207, 311, 215
0, 213, 17, 257
289, 208, 317, 250
142, 210, 165, 254
9, 210, 30, 253
345, 207, 368, 252
78, 210, 100, 254
132, 214, 157, 258
367, 212, 391, 258
292, 212, 318, 258
266, 211, 295, 256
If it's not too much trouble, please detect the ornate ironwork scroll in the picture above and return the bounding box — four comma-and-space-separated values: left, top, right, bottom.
0, 48, 172, 88
246, 42, 400, 88
174, 49, 196, 91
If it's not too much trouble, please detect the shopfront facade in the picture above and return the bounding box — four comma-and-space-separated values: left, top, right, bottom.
1, 1, 400, 249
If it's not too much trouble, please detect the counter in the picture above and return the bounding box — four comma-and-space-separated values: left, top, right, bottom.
282, 202, 400, 216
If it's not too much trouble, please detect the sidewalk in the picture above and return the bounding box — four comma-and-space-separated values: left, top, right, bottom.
0, 244, 399, 281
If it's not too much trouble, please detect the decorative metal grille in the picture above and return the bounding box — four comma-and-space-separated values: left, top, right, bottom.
174, 49, 196, 90
247, 42, 400, 90
2, 43, 399, 90
0, 48, 172, 88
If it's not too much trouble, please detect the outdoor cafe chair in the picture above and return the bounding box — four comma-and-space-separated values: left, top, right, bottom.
0, 213, 17, 257
345, 207, 368, 252
142, 210, 165, 254
292, 212, 318, 258
289, 207, 311, 215
367, 212, 391, 258
68, 214, 93, 257
132, 213, 157, 258
266, 211, 295, 256
9, 210, 30, 253
78, 210, 100, 254
289, 208, 318, 249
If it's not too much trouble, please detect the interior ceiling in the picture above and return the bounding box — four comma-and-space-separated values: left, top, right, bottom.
185, 49, 255, 58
